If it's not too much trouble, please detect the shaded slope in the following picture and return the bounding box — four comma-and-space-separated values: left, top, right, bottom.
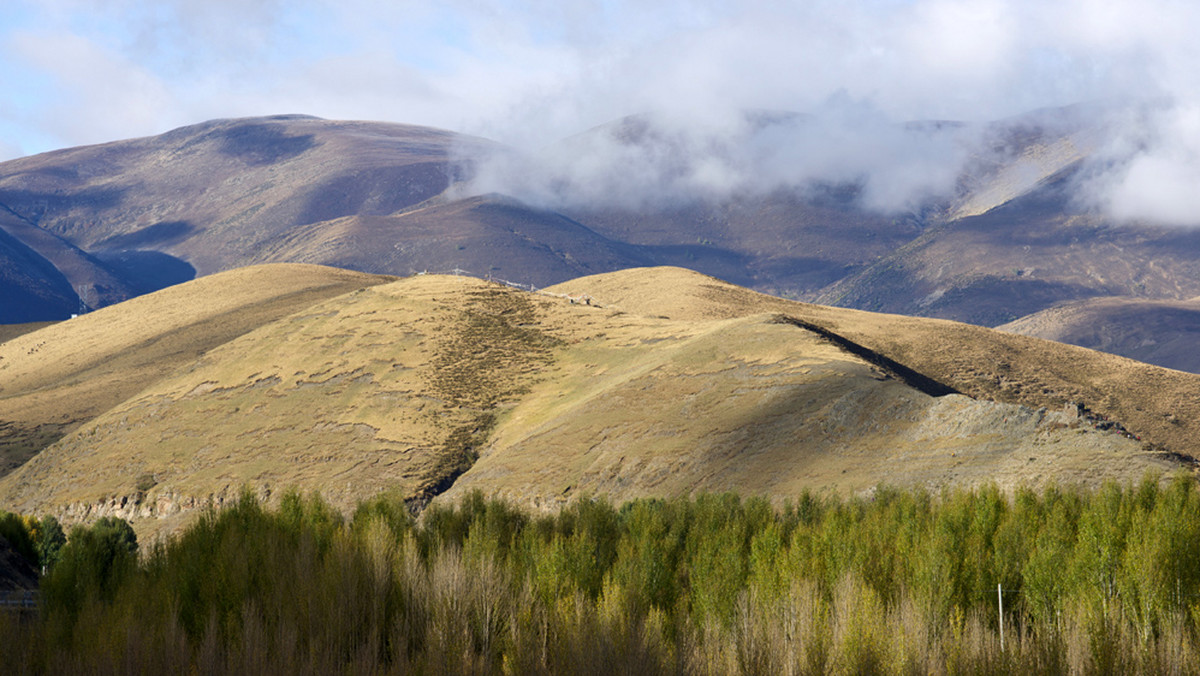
0, 221, 81, 322
998, 297, 1200, 373
0, 207, 140, 311
0, 264, 391, 475
249, 194, 654, 287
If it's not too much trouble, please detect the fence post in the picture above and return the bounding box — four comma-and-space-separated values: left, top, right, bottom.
998, 582, 1004, 652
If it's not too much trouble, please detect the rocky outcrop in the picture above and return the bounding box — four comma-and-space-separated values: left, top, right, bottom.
55, 485, 273, 528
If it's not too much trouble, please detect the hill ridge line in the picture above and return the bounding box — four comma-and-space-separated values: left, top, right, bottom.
770, 314, 961, 398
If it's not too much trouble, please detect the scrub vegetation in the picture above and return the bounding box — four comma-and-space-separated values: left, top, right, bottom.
4, 475, 1200, 674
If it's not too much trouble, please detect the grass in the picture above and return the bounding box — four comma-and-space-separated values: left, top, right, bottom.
0, 266, 1193, 541
549, 266, 1200, 462
0, 264, 391, 479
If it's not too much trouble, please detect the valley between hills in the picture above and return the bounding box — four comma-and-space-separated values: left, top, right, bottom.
0, 264, 1192, 540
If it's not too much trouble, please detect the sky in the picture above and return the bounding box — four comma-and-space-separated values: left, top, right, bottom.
3, 0, 1200, 220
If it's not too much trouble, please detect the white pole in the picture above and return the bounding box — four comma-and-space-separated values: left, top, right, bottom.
998, 582, 1004, 652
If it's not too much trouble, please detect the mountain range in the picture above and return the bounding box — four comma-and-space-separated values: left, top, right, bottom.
4, 106, 1200, 373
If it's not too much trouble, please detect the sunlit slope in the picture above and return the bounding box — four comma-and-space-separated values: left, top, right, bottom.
549, 267, 1200, 459
949, 104, 1104, 220
0, 268, 1183, 537
442, 311, 1158, 507
0, 264, 391, 474
0, 275, 562, 527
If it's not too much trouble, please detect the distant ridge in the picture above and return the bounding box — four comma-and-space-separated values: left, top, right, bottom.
2, 105, 1200, 371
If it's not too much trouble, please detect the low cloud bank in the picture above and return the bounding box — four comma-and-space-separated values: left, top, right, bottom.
461, 97, 1200, 226
462, 96, 980, 214
1073, 103, 1200, 226
8, 0, 1200, 225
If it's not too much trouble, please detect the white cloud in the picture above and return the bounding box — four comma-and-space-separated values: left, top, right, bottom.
4, 0, 1200, 221
1082, 104, 1200, 226
463, 96, 977, 212
8, 31, 179, 145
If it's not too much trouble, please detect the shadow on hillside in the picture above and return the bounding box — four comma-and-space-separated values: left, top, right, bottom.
218, 123, 318, 166
94, 221, 195, 250
93, 250, 196, 295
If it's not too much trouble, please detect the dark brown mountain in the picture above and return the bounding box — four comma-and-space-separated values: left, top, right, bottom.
0, 116, 649, 318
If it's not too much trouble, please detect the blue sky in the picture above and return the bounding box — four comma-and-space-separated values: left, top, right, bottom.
0, 0, 1195, 162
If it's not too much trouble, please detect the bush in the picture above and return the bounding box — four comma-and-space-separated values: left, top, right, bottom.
0, 511, 37, 566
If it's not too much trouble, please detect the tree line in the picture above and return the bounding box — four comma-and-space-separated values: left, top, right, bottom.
2, 475, 1200, 673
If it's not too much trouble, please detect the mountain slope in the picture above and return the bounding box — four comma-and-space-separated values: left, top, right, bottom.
997, 296, 1200, 373
0, 266, 1190, 538
0, 264, 392, 475
4, 105, 1200, 340
816, 167, 1200, 326
250, 194, 654, 286
551, 267, 1200, 457
0, 117, 477, 273
0, 116, 655, 302
0, 221, 82, 322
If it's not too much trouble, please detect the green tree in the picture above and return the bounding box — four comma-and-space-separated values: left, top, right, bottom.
0, 511, 37, 565
37, 515, 67, 573
42, 516, 139, 621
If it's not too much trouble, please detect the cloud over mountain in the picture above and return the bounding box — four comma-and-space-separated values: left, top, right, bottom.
4, 0, 1200, 222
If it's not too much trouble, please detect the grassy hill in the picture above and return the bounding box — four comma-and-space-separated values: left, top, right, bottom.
555, 267, 1200, 457
0, 265, 1192, 538
0, 264, 392, 476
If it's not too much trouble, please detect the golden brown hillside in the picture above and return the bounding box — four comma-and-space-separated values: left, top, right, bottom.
0, 264, 392, 475
550, 267, 1200, 460
0, 265, 1190, 538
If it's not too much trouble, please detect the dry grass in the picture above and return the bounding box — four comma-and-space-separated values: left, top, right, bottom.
550, 266, 1200, 465
0, 274, 565, 537
0, 265, 1193, 539
0, 264, 392, 476
0, 322, 56, 345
